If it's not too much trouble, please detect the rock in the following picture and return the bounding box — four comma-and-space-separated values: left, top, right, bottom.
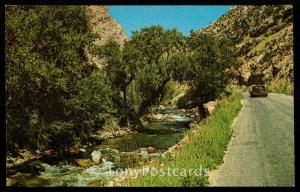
44, 149, 53, 156
74, 159, 92, 168
14, 143, 19, 148
100, 148, 120, 163
158, 105, 166, 110
148, 153, 161, 158
191, 108, 198, 113
139, 150, 149, 160
15, 161, 45, 176
86, 6, 127, 69
91, 150, 102, 165
152, 114, 164, 120
165, 144, 180, 155
181, 109, 186, 112
203, 101, 218, 115
15, 158, 25, 165
58, 161, 64, 167
6, 178, 17, 186
19, 150, 34, 159
147, 147, 156, 153
79, 148, 86, 153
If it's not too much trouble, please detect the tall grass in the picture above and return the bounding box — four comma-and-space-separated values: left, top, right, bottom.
121, 92, 243, 186
268, 79, 294, 95
269, 84, 293, 95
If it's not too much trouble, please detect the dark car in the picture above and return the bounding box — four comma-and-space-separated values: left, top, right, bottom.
249, 85, 268, 97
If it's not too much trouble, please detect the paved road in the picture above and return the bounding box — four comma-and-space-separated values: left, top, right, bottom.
209, 92, 294, 186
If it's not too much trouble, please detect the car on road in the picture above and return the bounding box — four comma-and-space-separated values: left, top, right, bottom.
249, 85, 268, 97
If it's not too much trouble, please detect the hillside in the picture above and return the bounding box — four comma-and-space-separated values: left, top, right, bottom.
86, 6, 127, 69
202, 5, 293, 93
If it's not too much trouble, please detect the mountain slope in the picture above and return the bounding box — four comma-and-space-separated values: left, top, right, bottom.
86, 6, 127, 69
202, 5, 293, 93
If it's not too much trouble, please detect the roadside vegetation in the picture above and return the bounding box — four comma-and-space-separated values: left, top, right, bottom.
268, 79, 294, 95
122, 92, 243, 186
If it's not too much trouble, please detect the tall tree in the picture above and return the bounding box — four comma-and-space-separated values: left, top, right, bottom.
181, 32, 236, 117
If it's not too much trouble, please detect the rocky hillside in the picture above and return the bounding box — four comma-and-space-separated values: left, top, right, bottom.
202, 5, 293, 93
86, 6, 127, 69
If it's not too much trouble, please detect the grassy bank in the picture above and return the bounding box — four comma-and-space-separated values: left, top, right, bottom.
269, 84, 294, 96
268, 79, 294, 95
121, 92, 243, 186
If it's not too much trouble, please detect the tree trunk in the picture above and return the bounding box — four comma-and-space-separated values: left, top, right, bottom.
122, 86, 129, 127
37, 114, 45, 149
134, 76, 171, 130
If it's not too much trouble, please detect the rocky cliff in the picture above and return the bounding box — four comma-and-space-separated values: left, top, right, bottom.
86, 6, 127, 69
202, 5, 293, 93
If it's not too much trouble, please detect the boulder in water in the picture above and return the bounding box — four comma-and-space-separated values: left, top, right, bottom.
15, 161, 45, 176
99, 148, 120, 163
91, 150, 102, 165
79, 148, 86, 153
158, 105, 166, 110
147, 147, 156, 153
139, 150, 149, 160
74, 159, 92, 168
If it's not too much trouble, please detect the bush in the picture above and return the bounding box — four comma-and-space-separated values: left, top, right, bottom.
47, 121, 75, 149
5, 5, 95, 149
26, 111, 39, 149
161, 79, 176, 103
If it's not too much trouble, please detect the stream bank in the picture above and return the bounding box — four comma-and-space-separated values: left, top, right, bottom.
6, 105, 195, 187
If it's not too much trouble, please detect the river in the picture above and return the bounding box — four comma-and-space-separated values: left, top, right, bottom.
7, 107, 191, 187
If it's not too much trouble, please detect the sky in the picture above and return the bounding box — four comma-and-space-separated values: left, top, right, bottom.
108, 6, 234, 38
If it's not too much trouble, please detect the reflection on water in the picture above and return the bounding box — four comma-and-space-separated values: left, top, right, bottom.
99, 107, 191, 152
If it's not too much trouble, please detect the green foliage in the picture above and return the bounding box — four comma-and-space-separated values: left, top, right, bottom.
67, 71, 115, 135
136, 65, 163, 105
5, 5, 100, 149
6, 6, 238, 152
131, 25, 185, 65
27, 111, 39, 148
98, 26, 185, 128
47, 121, 75, 149
161, 79, 176, 103
177, 95, 193, 109
168, 53, 192, 81
179, 32, 236, 110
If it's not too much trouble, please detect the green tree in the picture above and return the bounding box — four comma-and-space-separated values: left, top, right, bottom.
98, 26, 185, 129
5, 5, 97, 149
179, 32, 236, 117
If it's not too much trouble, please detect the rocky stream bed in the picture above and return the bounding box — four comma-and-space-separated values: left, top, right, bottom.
6, 106, 200, 187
